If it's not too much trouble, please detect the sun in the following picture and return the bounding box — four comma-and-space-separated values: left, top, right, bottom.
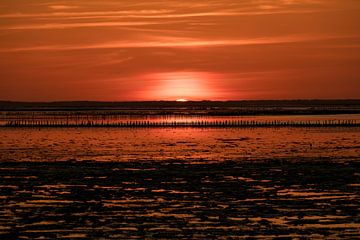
142, 71, 217, 101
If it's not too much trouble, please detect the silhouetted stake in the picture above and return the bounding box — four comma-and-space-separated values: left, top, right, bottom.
3, 114, 360, 128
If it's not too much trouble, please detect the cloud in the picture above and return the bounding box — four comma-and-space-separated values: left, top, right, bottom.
48, 5, 78, 10
1, 35, 351, 52
0, 0, 344, 33
2, 20, 180, 30
0, 10, 175, 19
0, 8, 328, 21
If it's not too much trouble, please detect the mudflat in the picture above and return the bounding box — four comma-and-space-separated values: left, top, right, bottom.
0, 159, 359, 239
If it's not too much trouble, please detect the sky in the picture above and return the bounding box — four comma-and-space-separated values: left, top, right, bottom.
0, 0, 359, 101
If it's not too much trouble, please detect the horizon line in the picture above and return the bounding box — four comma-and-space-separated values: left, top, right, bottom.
1, 99, 360, 103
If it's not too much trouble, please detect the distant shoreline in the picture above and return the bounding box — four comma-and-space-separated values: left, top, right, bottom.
1, 100, 360, 114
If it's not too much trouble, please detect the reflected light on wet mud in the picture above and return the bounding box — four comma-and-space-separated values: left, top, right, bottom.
1, 127, 359, 162
0, 114, 359, 238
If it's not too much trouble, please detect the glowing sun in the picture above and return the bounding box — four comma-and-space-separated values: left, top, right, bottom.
176, 98, 188, 102
143, 71, 217, 101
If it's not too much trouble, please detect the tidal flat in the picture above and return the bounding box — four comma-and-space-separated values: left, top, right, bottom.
0, 126, 359, 239
0, 159, 359, 239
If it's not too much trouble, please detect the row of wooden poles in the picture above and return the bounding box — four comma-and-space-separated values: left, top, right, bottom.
3, 119, 360, 128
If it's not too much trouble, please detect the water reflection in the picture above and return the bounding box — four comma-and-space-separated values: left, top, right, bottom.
1, 127, 359, 162
0, 160, 359, 239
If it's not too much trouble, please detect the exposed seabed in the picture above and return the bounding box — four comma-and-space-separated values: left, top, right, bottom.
0, 158, 359, 239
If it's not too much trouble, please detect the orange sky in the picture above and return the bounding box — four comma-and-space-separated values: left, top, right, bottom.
0, 0, 359, 101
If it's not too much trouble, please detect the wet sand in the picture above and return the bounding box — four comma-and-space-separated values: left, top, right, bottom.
1, 126, 359, 238
0, 159, 359, 239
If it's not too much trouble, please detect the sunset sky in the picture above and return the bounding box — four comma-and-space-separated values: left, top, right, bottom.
0, 0, 359, 101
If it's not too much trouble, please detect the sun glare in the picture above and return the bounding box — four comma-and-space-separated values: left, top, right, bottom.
143, 71, 217, 101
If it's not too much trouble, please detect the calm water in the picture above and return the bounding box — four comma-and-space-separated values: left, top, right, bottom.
0, 125, 360, 238
1, 127, 360, 162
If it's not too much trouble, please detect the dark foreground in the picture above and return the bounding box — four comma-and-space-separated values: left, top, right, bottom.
0, 159, 359, 239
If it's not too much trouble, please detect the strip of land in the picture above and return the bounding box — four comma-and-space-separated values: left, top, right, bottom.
1, 100, 360, 115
